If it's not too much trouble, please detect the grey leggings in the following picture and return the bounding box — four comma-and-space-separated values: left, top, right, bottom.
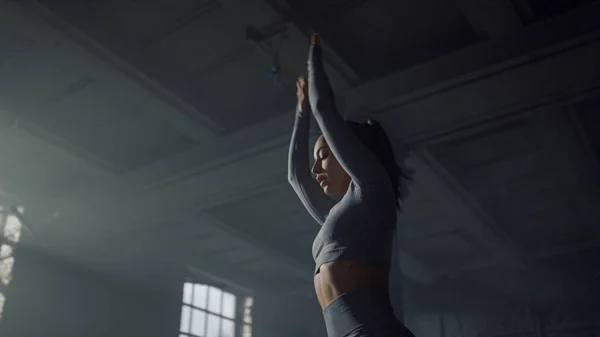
322, 288, 415, 337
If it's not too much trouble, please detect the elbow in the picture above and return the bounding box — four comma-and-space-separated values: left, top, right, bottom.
288, 169, 308, 189
287, 171, 298, 186
287, 175, 303, 196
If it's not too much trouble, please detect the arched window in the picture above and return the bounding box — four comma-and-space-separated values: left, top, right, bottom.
179, 282, 253, 337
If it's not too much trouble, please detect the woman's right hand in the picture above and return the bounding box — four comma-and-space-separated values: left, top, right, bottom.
296, 76, 310, 113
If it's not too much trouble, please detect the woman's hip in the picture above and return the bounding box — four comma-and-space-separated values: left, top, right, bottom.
322, 287, 414, 337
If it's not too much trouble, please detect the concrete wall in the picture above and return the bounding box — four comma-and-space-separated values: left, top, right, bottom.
0, 248, 182, 337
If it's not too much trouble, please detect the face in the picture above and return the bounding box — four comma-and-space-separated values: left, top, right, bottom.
312, 136, 351, 195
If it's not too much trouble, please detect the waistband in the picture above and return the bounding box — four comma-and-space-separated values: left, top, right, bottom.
322, 287, 407, 337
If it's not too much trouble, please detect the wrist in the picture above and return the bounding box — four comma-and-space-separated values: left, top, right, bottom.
297, 100, 310, 114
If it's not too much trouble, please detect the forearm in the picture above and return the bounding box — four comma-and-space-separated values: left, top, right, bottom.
307, 42, 389, 186
288, 100, 335, 225
288, 103, 310, 183
307, 44, 336, 116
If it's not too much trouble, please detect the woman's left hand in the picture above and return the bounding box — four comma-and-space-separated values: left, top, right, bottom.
297, 76, 310, 113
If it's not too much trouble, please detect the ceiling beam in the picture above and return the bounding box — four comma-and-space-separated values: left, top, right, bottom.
397, 249, 440, 285
192, 211, 312, 281
408, 150, 526, 271
454, 0, 523, 38
342, 3, 600, 122
13, 119, 120, 174
186, 265, 255, 295
564, 94, 600, 176
17, 0, 221, 142
527, 105, 600, 239
379, 35, 600, 144
32, 107, 325, 222
0, 123, 116, 205
250, 0, 362, 86
395, 105, 600, 273
30, 111, 295, 222
509, 0, 537, 24
33, 144, 290, 239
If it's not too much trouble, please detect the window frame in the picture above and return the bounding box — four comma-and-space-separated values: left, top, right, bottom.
0, 206, 23, 320
179, 281, 253, 337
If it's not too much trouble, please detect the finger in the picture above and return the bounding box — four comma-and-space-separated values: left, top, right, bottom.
311, 33, 318, 46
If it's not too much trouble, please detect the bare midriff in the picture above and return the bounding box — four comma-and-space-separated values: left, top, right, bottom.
314, 260, 390, 310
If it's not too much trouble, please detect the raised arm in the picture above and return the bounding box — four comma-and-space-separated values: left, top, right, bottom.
288, 78, 336, 225
307, 35, 388, 186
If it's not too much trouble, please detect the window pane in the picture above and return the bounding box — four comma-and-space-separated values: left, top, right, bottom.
206, 314, 220, 337
190, 309, 206, 336
180, 305, 191, 333
222, 292, 236, 319
243, 297, 253, 324
0, 256, 14, 285
207, 287, 222, 314
222, 318, 235, 337
0, 245, 12, 260
0, 292, 5, 320
244, 297, 253, 307
193, 284, 207, 309
183, 283, 193, 305
4, 214, 22, 243
243, 324, 252, 337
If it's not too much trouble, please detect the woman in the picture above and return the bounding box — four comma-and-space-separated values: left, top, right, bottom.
288, 34, 415, 337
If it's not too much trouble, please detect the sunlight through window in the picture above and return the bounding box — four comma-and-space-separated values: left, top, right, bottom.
0, 244, 12, 260
0, 249, 14, 286
0, 205, 24, 322
243, 297, 253, 337
3, 214, 22, 244
0, 292, 5, 320
179, 282, 252, 337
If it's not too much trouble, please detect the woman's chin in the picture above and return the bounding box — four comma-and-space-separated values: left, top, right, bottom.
323, 185, 338, 196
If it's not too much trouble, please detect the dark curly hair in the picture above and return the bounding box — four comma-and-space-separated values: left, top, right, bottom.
344, 119, 412, 211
